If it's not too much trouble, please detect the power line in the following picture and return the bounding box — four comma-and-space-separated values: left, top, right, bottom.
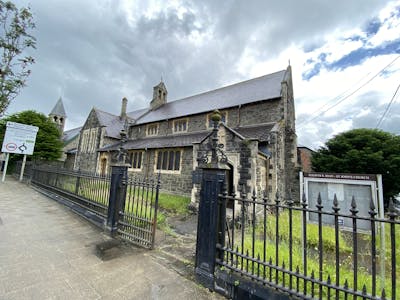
298, 55, 400, 128
376, 82, 400, 128
297, 71, 372, 127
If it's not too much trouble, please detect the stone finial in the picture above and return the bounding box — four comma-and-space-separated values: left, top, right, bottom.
210, 109, 221, 124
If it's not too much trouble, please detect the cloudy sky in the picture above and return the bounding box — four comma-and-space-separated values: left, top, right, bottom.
6, 0, 400, 149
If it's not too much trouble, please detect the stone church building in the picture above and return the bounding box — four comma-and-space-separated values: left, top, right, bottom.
58, 66, 298, 204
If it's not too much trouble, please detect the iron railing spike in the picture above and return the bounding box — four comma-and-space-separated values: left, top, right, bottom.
362, 284, 367, 295
333, 194, 338, 207
317, 192, 322, 205
350, 196, 359, 214
302, 192, 307, 204
381, 288, 386, 299
332, 194, 340, 213
344, 279, 349, 289
369, 197, 375, 211
351, 196, 357, 209
275, 191, 280, 203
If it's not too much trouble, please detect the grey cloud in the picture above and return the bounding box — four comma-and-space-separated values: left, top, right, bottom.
193, 0, 386, 61
7, 0, 397, 140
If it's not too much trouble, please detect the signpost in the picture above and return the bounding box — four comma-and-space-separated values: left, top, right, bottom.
1, 121, 38, 182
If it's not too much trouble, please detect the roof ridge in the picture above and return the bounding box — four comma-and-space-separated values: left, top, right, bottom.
163, 69, 286, 106
94, 108, 118, 117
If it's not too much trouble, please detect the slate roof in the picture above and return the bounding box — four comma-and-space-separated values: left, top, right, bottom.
99, 131, 210, 151
127, 108, 148, 120
132, 69, 286, 125
50, 97, 67, 117
234, 124, 275, 142
62, 126, 82, 143
94, 109, 129, 139
89, 69, 286, 148
86, 108, 149, 140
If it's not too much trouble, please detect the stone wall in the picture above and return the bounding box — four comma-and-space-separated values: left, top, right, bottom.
127, 147, 194, 196
227, 99, 282, 128
191, 126, 269, 205
74, 109, 102, 172
281, 66, 299, 202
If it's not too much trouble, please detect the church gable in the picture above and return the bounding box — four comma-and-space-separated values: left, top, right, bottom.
82, 108, 102, 130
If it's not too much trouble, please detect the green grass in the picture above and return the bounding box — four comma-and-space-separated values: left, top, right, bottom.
237, 237, 377, 299
157, 193, 190, 215
257, 210, 352, 252
226, 210, 399, 299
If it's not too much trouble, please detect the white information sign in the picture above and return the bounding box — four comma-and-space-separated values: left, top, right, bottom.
1, 121, 38, 155
300, 172, 384, 232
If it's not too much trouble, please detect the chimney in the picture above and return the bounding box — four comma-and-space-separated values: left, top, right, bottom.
120, 97, 127, 119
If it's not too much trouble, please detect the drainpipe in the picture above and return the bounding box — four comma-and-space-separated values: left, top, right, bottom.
145, 147, 150, 179
238, 104, 241, 127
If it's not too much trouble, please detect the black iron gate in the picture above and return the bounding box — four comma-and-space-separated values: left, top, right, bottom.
117, 172, 160, 249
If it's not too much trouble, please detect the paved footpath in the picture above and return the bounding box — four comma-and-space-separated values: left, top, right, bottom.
0, 177, 222, 300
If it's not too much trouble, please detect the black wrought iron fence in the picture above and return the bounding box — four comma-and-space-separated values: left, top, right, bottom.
216, 189, 399, 300
31, 166, 111, 218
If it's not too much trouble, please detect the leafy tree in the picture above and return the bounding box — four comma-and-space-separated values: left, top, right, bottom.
0, 1, 36, 116
312, 128, 400, 206
0, 110, 63, 161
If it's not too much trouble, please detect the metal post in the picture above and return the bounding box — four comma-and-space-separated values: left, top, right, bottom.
377, 174, 386, 288
194, 109, 228, 291
195, 168, 225, 289
19, 154, 27, 181
1, 153, 10, 182
106, 164, 128, 235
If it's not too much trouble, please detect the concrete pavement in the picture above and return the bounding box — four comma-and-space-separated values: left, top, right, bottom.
0, 177, 222, 300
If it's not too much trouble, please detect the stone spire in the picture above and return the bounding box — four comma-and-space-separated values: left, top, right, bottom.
49, 97, 67, 134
